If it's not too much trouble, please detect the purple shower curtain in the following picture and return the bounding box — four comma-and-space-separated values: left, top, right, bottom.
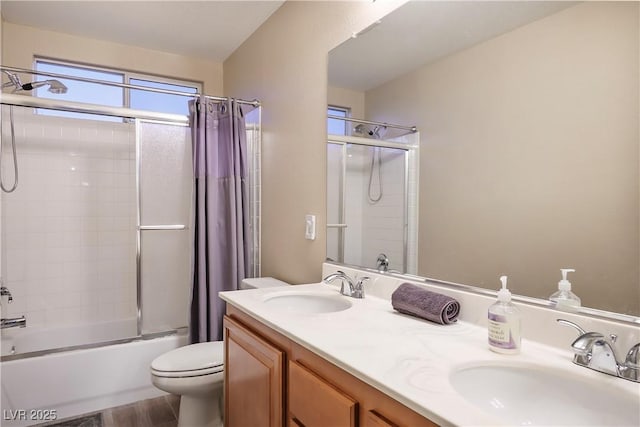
189, 98, 250, 343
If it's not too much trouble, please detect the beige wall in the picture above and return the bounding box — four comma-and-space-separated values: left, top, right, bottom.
328, 85, 365, 121
365, 2, 639, 314
2, 22, 223, 94
224, 1, 405, 284
0, 14, 3, 282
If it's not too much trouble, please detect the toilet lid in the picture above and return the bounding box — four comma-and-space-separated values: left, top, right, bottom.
151, 341, 224, 374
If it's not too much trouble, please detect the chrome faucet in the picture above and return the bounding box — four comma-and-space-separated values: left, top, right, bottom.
323, 271, 370, 299
1, 283, 26, 329
1, 316, 26, 329
323, 271, 355, 296
557, 319, 640, 382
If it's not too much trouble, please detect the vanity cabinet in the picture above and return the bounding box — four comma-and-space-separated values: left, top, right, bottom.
224, 306, 437, 427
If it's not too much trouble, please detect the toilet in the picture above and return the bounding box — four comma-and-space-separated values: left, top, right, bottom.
150, 277, 289, 427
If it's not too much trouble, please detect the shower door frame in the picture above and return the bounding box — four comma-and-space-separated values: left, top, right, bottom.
135, 118, 192, 337
0, 92, 261, 360
327, 134, 416, 273
0, 93, 189, 360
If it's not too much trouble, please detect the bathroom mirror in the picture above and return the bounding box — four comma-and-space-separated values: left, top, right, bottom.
327, 1, 639, 317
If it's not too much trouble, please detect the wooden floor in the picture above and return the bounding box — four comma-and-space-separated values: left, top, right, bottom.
37, 395, 180, 427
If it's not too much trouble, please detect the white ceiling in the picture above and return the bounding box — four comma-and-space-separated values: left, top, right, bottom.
1, 0, 285, 62
329, 1, 576, 92
2, 1, 577, 89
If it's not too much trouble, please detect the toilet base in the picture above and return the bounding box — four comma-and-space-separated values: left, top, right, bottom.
178, 390, 223, 427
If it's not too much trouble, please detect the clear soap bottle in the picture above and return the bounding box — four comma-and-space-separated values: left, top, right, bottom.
488, 276, 521, 354
550, 268, 581, 311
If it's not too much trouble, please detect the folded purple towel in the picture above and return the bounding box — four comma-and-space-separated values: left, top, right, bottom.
391, 283, 460, 325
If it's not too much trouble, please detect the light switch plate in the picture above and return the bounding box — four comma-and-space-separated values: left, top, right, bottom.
305, 214, 316, 240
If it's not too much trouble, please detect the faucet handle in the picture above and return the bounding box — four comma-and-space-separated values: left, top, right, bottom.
571, 331, 606, 356
557, 318, 587, 335
353, 276, 370, 299
625, 343, 640, 368
0, 285, 13, 303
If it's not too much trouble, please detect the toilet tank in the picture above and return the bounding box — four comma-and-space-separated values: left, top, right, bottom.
240, 277, 290, 290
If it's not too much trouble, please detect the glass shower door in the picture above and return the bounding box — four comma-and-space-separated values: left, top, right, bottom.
0, 105, 139, 356
137, 120, 192, 335
326, 142, 344, 263
327, 140, 408, 272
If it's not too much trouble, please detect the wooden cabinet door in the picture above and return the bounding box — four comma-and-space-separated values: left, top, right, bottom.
288, 360, 357, 427
224, 315, 284, 427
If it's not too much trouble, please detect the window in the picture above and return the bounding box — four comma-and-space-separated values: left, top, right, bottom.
36, 61, 124, 121
34, 59, 201, 120
328, 106, 349, 136
129, 78, 198, 116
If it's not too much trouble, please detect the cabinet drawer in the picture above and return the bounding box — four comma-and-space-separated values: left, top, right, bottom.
289, 360, 357, 427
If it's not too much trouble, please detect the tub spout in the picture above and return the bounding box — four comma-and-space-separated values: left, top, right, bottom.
1, 316, 26, 329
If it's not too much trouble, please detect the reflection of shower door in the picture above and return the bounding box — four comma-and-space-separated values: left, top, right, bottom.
327, 143, 346, 263
327, 138, 409, 273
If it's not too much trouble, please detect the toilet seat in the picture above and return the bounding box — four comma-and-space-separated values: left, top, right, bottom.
151, 341, 224, 378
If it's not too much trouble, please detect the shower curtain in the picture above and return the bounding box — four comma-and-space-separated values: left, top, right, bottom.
189, 98, 250, 343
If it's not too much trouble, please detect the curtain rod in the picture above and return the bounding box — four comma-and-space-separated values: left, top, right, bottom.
1, 92, 189, 124
328, 114, 417, 133
0, 65, 260, 107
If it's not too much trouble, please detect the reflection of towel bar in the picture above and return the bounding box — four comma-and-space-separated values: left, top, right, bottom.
327, 224, 348, 228
138, 225, 187, 230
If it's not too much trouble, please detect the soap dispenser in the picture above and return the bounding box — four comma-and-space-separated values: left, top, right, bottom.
549, 268, 581, 311
488, 276, 521, 354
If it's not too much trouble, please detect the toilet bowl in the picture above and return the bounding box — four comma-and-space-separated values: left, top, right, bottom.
150, 277, 289, 427
151, 341, 224, 427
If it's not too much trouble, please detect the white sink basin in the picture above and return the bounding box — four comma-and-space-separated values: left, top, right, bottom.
450, 363, 640, 426
262, 291, 352, 314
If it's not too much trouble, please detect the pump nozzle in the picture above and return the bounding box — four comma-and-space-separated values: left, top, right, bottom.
497, 275, 511, 302
552, 268, 581, 309
560, 269, 575, 281
559, 268, 575, 291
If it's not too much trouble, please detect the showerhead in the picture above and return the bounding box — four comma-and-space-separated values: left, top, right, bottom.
21, 80, 68, 94
368, 125, 387, 139
2, 70, 68, 94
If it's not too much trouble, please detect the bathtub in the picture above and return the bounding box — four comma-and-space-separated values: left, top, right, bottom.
0, 323, 187, 426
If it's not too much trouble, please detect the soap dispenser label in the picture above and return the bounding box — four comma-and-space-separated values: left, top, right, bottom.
488, 313, 520, 349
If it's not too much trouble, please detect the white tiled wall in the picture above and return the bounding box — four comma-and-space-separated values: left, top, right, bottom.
1, 106, 137, 328
360, 146, 406, 272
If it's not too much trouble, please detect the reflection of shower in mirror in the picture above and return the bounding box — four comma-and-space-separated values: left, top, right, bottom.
326, 116, 419, 275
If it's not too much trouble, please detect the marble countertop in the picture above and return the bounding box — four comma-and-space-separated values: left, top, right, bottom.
220, 283, 639, 426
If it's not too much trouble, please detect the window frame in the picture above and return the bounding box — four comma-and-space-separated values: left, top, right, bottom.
327, 105, 350, 136
33, 57, 202, 118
